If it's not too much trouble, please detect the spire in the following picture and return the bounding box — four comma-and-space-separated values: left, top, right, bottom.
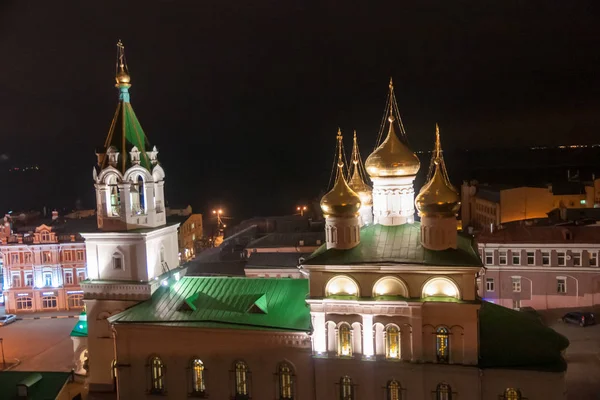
99, 41, 151, 173
348, 130, 373, 211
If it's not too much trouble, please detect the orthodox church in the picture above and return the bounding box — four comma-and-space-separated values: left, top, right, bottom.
73, 45, 568, 399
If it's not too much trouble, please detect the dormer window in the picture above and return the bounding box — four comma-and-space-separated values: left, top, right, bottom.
41, 231, 50, 242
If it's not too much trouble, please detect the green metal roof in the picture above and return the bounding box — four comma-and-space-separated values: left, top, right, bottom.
70, 311, 88, 337
304, 223, 482, 267
108, 276, 311, 332
479, 301, 569, 372
0, 371, 71, 400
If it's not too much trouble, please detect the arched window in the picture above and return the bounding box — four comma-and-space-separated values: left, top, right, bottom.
386, 380, 401, 400
130, 176, 144, 215
504, 388, 521, 400
340, 376, 353, 400
385, 325, 400, 359
107, 176, 120, 217
337, 323, 353, 357
277, 362, 294, 399
191, 359, 205, 395
435, 383, 452, 400
326, 275, 359, 297
373, 277, 408, 297
436, 327, 449, 363
234, 361, 249, 399
149, 356, 165, 394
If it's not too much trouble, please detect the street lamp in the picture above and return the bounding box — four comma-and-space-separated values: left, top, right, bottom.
296, 206, 308, 216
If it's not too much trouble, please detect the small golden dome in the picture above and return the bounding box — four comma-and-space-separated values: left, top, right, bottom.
320, 131, 362, 217
115, 66, 131, 85
365, 114, 420, 178
348, 169, 372, 206
415, 127, 460, 217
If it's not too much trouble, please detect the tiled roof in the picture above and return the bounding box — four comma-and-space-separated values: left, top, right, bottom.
477, 223, 600, 244
479, 301, 568, 371
0, 371, 71, 400
108, 276, 311, 332
304, 223, 482, 267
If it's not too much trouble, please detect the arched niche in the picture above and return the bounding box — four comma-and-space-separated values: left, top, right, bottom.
421, 277, 460, 299
325, 275, 360, 297
373, 276, 409, 297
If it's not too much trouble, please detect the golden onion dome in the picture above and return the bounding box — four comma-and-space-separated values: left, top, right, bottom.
365, 115, 420, 178
115, 65, 131, 87
415, 128, 460, 217
320, 168, 362, 217
348, 169, 372, 206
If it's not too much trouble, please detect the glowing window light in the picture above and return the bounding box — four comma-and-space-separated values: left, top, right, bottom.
385, 325, 400, 359
337, 323, 353, 356
373, 277, 407, 297
325, 275, 359, 297
422, 277, 460, 299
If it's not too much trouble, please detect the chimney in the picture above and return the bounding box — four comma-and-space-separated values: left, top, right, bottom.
52, 210, 59, 221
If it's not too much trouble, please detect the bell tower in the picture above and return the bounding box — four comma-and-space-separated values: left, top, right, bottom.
77, 41, 181, 392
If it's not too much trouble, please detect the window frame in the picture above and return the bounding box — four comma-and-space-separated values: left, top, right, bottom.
512, 277, 521, 293
557, 252, 566, 266
67, 294, 84, 308
557, 277, 567, 294
572, 252, 581, 266
435, 382, 453, 400
435, 326, 450, 364
25, 272, 33, 287
386, 379, 403, 400
339, 375, 354, 400
42, 295, 57, 309
526, 251, 534, 265
485, 251, 493, 265
385, 324, 401, 360
16, 296, 33, 310
542, 252, 550, 266
64, 271, 74, 285
337, 323, 353, 357
485, 278, 495, 292
511, 251, 521, 265
590, 252, 597, 267
232, 360, 251, 400
189, 358, 206, 397
148, 356, 166, 395
499, 251, 507, 265
277, 362, 295, 400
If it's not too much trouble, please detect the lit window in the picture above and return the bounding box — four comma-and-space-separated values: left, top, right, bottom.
43, 251, 52, 263
337, 323, 352, 357
422, 277, 459, 299
435, 382, 452, 400
436, 327, 450, 363
542, 252, 550, 266
499, 251, 507, 265
512, 277, 521, 292
192, 234, 196, 241
68, 294, 84, 308
573, 253, 581, 266
512, 251, 520, 265
43, 272, 53, 287
149, 356, 165, 394
42, 296, 57, 309
109, 184, 121, 217
191, 223, 195, 229
485, 251, 493, 265
64, 271, 74, 285
504, 388, 522, 400
385, 325, 400, 359
278, 362, 294, 399
234, 361, 249, 399
526, 252, 534, 265
16, 297, 32, 310
326, 276, 359, 297
191, 359, 205, 395
485, 278, 495, 292
340, 376, 353, 400
580, 199, 586, 205
590, 252, 597, 267
557, 252, 566, 266
386, 380, 402, 400
557, 278, 567, 294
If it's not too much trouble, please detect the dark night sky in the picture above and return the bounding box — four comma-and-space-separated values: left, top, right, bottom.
0, 1, 599, 219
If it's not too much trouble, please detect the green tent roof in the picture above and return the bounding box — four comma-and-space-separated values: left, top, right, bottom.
0, 371, 71, 400
479, 301, 569, 372
305, 223, 482, 267
108, 276, 311, 332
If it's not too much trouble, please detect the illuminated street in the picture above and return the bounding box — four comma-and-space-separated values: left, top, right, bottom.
0, 318, 76, 372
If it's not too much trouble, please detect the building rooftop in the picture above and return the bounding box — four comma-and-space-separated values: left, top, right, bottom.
304, 223, 482, 267
477, 222, 600, 244
479, 301, 568, 372
246, 232, 324, 248
108, 276, 311, 332
0, 371, 72, 400
246, 252, 309, 268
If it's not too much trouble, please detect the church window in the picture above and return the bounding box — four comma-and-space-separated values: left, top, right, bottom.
149, 356, 165, 394
234, 360, 250, 399
339, 376, 353, 400
436, 327, 449, 363
326, 275, 359, 297
190, 359, 205, 395
435, 382, 452, 400
503, 388, 522, 400
109, 185, 121, 217
113, 253, 124, 270
337, 323, 352, 357
386, 380, 402, 400
385, 325, 400, 359
277, 362, 294, 399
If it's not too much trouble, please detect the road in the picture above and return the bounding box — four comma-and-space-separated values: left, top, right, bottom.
549, 319, 600, 400
0, 318, 77, 372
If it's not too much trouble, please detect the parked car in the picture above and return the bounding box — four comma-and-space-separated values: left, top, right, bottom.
562, 311, 596, 327
0, 314, 17, 326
